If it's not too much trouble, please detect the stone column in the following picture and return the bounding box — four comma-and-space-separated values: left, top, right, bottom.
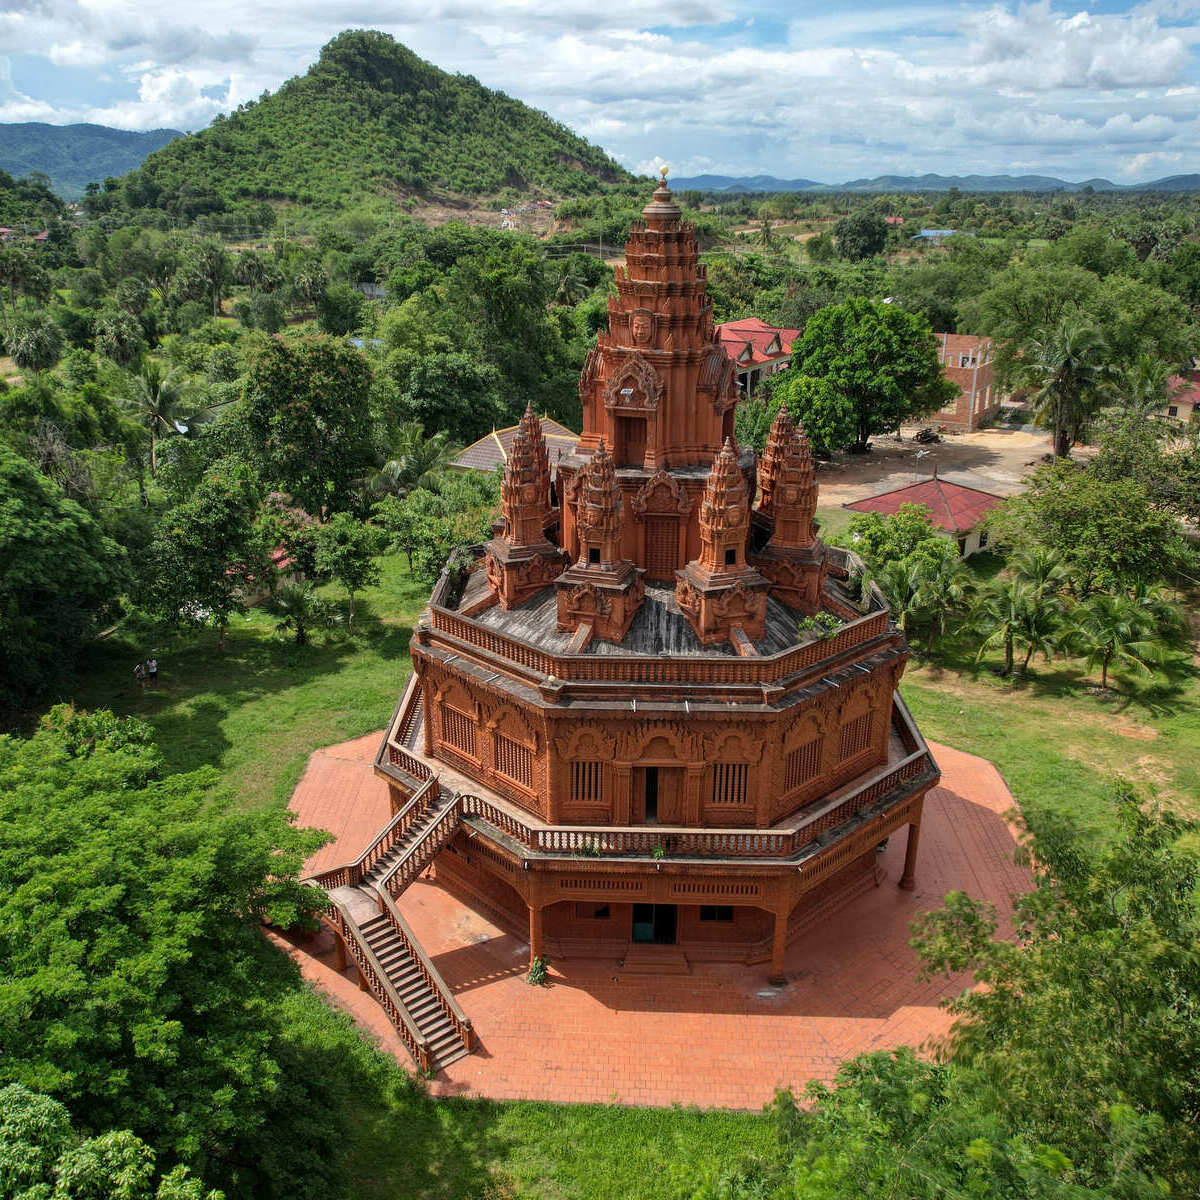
899, 818, 922, 891
684, 764, 704, 826
529, 902, 545, 966
333, 931, 347, 972
769, 905, 790, 985
613, 762, 633, 824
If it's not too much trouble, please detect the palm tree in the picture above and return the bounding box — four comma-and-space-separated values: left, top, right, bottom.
1010, 546, 1071, 601
1099, 354, 1178, 437
1018, 320, 1109, 458
972, 578, 1044, 677
268, 582, 337, 646
123, 360, 197, 477
372, 422, 456, 497
913, 555, 971, 651
1065, 593, 1170, 690
874, 559, 929, 639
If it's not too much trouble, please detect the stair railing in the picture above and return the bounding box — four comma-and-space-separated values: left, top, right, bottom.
372, 883, 475, 1052
373, 792, 462, 899
314, 886, 434, 1073
305, 775, 440, 889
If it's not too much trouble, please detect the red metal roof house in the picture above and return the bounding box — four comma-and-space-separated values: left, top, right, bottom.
843, 474, 1004, 556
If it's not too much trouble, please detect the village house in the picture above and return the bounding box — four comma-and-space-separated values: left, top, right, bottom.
715, 317, 799, 397
1166, 368, 1200, 425
843, 472, 1005, 557
932, 332, 1003, 431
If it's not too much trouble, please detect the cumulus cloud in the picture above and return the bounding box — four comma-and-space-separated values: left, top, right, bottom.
2, 0, 1199, 181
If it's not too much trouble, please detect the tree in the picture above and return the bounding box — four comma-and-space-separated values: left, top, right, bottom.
911, 784, 1200, 1190
1065, 592, 1171, 690
372, 421, 456, 496
832, 210, 888, 261
267, 581, 337, 645
0, 706, 340, 1199
386, 350, 506, 445
316, 283, 365, 336
844, 502, 954, 572
786, 299, 955, 450
181, 240, 232, 318
0, 447, 124, 713
123, 360, 198, 477
140, 462, 264, 651
1017, 319, 1109, 457
93, 311, 145, 368
769, 374, 855, 457
313, 512, 382, 628
913, 554, 971, 651
0, 1085, 220, 1200
6, 311, 63, 372
241, 335, 376, 517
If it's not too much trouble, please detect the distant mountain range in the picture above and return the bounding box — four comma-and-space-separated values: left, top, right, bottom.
671, 171, 1200, 193
0, 123, 182, 200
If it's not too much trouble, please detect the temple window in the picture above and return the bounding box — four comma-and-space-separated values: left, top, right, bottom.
571, 761, 604, 804
588, 546, 601, 565
785, 738, 822, 791
441, 705, 477, 757
838, 712, 872, 761
711, 762, 749, 805
700, 905, 734, 922
494, 732, 533, 789
724, 548, 737, 566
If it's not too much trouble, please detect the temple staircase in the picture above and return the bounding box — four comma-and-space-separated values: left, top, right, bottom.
305, 777, 473, 1074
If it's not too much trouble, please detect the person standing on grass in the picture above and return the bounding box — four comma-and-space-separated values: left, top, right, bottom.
147, 657, 158, 687
134, 661, 146, 689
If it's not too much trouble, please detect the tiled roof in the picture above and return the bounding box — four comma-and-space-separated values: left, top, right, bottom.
453, 417, 579, 473
842, 477, 1004, 534
716, 318, 799, 370
1168, 369, 1200, 407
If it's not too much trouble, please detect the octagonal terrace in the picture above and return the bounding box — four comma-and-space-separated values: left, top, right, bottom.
278, 730, 1029, 1110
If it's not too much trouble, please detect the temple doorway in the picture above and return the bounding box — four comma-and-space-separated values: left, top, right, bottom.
632, 903, 677, 944
635, 766, 684, 824
644, 516, 678, 580
615, 415, 647, 468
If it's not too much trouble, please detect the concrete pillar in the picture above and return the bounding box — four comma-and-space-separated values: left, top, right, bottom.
684, 764, 704, 826
529, 902, 545, 966
769, 906, 790, 985
899, 819, 921, 891
333, 931, 347, 972
357, 965, 369, 991
613, 762, 633, 824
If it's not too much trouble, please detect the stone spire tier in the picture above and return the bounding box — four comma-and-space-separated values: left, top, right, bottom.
556, 441, 645, 645
751, 420, 826, 613
484, 403, 566, 609
676, 438, 769, 647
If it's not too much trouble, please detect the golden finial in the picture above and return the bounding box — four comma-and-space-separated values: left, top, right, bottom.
659, 164, 669, 181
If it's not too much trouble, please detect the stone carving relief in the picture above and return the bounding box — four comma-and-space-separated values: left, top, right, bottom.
630, 470, 691, 517
602, 352, 664, 412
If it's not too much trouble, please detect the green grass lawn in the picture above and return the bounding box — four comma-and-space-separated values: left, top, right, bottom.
56, 550, 1199, 1197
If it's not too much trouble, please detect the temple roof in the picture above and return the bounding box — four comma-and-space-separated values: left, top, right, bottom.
452, 417, 579, 474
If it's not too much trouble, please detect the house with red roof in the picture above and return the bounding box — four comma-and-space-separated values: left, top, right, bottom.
933, 333, 1003, 431
842, 471, 1005, 556
1165, 369, 1200, 425
716, 318, 799, 397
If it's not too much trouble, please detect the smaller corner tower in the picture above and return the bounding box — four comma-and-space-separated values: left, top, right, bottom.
675, 437, 769, 647
556, 440, 645, 645
485, 403, 566, 608
751, 407, 827, 612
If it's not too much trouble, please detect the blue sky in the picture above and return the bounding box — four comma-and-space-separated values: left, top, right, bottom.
1, 1, 1198, 182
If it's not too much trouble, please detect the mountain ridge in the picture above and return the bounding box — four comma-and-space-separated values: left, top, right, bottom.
0, 123, 182, 200
670, 171, 1200, 193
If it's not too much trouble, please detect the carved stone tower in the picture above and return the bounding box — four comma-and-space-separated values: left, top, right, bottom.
485, 403, 566, 608
752, 408, 827, 613
556, 440, 645, 645
675, 438, 769, 647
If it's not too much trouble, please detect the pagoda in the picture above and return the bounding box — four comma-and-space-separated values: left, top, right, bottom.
309, 175, 939, 1070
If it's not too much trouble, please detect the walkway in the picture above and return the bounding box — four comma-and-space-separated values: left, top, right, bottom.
281, 733, 1028, 1110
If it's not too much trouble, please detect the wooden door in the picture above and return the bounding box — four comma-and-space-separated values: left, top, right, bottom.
616, 416, 647, 468
644, 516, 677, 581
655, 767, 685, 825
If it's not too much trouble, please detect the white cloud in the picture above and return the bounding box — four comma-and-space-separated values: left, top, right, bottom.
0, 1, 1198, 181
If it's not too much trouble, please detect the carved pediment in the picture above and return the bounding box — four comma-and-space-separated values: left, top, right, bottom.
603, 352, 664, 412
630, 470, 691, 517
712, 580, 765, 620
554, 726, 617, 760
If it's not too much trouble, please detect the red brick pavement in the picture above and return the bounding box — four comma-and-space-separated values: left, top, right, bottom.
281, 736, 1030, 1109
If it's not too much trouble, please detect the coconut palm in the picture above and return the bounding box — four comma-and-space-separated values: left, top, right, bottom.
1018, 320, 1109, 458
123, 360, 199, 477
1098, 354, 1178, 437
372, 422, 456, 497
874, 559, 928, 638
972, 578, 1046, 677
1010, 546, 1071, 601
913, 555, 971, 651
1065, 592, 1171, 690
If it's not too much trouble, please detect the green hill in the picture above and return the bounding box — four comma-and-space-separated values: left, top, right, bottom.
0, 169, 67, 227
0, 123, 181, 200
124, 30, 634, 218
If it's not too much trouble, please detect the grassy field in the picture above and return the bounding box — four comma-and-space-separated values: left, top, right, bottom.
58, 549, 1199, 1198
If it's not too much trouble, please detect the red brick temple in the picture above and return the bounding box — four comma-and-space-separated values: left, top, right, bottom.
305, 174, 940, 1073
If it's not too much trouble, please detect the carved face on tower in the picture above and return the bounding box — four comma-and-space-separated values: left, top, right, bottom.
631, 310, 653, 346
